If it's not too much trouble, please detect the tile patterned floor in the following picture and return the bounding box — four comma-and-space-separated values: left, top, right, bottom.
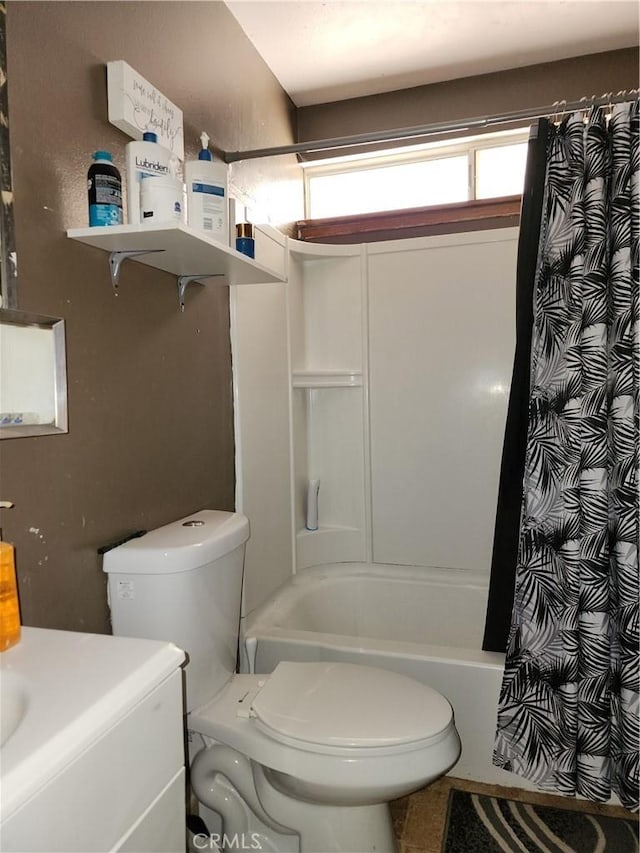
390, 775, 637, 853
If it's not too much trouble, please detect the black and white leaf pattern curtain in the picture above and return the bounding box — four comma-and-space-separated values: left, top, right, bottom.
492, 100, 639, 812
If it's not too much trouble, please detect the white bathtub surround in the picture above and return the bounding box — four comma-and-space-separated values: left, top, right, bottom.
231, 278, 294, 616
367, 234, 516, 571
232, 229, 518, 614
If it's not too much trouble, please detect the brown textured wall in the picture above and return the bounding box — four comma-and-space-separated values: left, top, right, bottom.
297, 48, 640, 150
1, 2, 302, 633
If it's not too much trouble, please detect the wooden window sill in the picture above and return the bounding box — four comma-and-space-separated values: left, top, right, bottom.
296, 195, 522, 243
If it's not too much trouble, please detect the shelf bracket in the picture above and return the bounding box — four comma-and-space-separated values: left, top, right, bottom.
177, 274, 224, 311
108, 249, 166, 290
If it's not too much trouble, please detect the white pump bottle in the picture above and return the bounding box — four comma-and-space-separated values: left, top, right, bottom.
184, 132, 229, 243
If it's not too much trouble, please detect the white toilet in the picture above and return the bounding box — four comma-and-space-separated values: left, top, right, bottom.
103, 510, 461, 853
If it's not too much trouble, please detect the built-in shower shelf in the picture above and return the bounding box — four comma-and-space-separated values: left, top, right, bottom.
292, 370, 363, 388
297, 524, 361, 537
296, 524, 365, 570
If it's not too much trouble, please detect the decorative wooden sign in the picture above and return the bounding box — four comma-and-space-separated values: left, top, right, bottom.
107, 61, 184, 159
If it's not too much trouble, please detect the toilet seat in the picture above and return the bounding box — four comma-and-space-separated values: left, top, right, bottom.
189, 664, 461, 807
248, 661, 453, 751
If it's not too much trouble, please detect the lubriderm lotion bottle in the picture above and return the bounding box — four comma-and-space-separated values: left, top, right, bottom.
125, 131, 172, 225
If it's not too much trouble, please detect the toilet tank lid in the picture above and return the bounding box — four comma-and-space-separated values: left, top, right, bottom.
102, 510, 250, 575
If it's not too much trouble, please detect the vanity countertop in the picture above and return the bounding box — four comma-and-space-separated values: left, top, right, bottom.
1, 626, 185, 821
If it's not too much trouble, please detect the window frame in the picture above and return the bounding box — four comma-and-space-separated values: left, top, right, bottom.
295, 194, 522, 242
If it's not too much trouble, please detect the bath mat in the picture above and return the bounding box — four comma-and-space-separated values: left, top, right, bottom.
442, 789, 639, 853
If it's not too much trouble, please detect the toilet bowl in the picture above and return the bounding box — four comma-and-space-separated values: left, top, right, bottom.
189, 662, 460, 851
190, 662, 459, 801
103, 511, 461, 852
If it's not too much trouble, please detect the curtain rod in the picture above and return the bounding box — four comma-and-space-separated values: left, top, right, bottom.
224, 91, 638, 163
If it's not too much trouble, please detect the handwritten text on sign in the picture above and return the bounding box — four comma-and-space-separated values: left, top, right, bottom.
107, 61, 184, 160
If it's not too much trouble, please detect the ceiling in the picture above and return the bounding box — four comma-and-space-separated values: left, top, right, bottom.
225, 1, 639, 107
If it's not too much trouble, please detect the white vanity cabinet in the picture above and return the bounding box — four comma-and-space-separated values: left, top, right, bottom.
0, 627, 186, 853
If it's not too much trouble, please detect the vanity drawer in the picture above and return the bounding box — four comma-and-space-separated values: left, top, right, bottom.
115, 768, 186, 853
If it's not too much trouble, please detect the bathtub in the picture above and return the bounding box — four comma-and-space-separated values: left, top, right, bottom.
242, 562, 536, 791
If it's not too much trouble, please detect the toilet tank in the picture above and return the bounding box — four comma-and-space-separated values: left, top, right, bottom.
103, 510, 250, 712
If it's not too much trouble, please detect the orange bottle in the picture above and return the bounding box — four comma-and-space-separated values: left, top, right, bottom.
0, 534, 21, 652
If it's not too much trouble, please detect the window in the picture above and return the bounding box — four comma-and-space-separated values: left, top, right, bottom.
303, 129, 528, 219
475, 142, 528, 199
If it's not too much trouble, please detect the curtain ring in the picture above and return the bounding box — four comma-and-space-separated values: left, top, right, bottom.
579, 95, 592, 124
551, 99, 566, 126
558, 99, 567, 124
613, 90, 633, 116
606, 91, 614, 125
584, 94, 598, 124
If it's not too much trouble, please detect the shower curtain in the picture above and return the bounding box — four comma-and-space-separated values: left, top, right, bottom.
483, 119, 550, 653
490, 100, 639, 811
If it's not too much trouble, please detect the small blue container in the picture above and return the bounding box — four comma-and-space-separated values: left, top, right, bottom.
236, 223, 255, 258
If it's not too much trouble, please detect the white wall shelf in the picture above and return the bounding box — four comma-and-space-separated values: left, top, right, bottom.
292, 370, 363, 388
67, 223, 286, 309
